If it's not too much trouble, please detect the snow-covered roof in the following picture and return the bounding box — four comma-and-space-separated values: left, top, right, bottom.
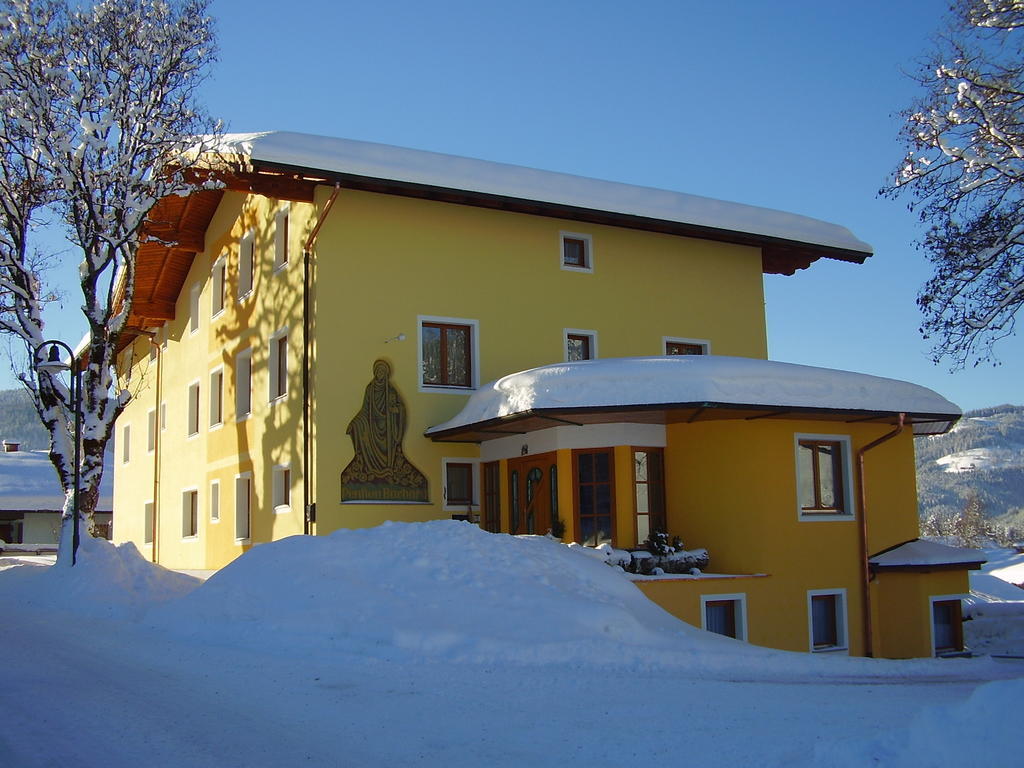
0, 449, 113, 512
218, 131, 872, 258
426, 356, 961, 439
869, 539, 986, 570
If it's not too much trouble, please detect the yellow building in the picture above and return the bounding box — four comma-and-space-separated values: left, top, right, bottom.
113, 131, 981, 658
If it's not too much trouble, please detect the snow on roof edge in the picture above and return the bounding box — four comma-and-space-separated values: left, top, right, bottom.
869, 539, 986, 568
217, 131, 873, 256
425, 356, 960, 437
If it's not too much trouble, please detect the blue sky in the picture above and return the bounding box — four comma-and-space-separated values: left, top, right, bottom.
14, 0, 1024, 411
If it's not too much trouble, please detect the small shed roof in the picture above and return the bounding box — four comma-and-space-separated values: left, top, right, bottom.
426, 356, 961, 442
869, 539, 986, 571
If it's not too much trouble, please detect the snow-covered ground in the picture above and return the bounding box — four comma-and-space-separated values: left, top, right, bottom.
935, 445, 1024, 473
2, 522, 1022, 767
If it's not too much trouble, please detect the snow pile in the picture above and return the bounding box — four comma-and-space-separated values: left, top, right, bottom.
150, 520, 727, 665
820, 678, 1024, 767
0, 534, 199, 618
219, 131, 873, 255
936, 445, 1024, 473
427, 356, 960, 436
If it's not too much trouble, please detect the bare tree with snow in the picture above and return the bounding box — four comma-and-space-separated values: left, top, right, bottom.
886, 0, 1024, 368
0, 0, 220, 565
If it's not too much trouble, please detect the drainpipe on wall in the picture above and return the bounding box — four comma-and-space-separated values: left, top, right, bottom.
855, 412, 905, 658
144, 332, 163, 564
301, 183, 341, 536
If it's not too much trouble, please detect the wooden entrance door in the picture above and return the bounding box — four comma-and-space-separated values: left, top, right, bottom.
508, 452, 556, 536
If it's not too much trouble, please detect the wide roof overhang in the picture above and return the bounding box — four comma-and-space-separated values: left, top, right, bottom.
425, 356, 961, 443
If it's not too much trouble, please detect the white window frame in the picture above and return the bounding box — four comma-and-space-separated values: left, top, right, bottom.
273, 204, 290, 271
160, 401, 167, 432
143, 500, 154, 545
235, 348, 253, 421
929, 593, 968, 657
237, 229, 255, 301
211, 253, 227, 318
209, 480, 220, 523
269, 327, 289, 403
417, 315, 480, 393
563, 328, 598, 362
559, 231, 594, 273
663, 336, 711, 355
182, 487, 199, 540
235, 472, 252, 542
794, 433, 855, 522
121, 423, 130, 464
807, 588, 848, 653
189, 282, 201, 335
209, 367, 224, 429
441, 457, 481, 513
700, 593, 748, 642
146, 408, 156, 453
186, 380, 201, 438
272, 464, 291, 514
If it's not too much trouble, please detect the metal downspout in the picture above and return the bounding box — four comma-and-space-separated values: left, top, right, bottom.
145, 333, 163, 563
301, 183, 341, 536
856, 412, 905, 658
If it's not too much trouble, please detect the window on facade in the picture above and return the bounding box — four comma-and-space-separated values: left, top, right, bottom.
211, 255, 226, 317
561, 233, 592, 271
182, 489, 198, 538
576, 449, 614, 547
147, 409, 156, 452
238, 231, 255, 299
566, 331, 596, 362
121, 424, 130, 464
187, 382, 200, 436
209, 369, 223, 427
272, 465, 291, 512
235, 474, 251, 540
445, 462, 474, 507
932, 599, 964, 655
160, 401, 167, 432
270, 331, 288, 401
189, 283, 200, 334
236, 349, 252, 419
797, 438, 848, 516
809, 591, 846, 651
703, 597, 745, 640
634, 448, 665, 545
421, 321, 472, 388
274, 206, 289, 269
482, 461, 500, 533
210, 481, 220, 523
143, 501, 154, 544
665, 340, 707, 355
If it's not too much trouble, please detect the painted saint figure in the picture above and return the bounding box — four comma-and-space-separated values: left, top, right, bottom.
341, 360, 428, 502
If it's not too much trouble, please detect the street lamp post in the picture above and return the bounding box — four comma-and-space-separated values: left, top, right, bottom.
35, 340, 82, 566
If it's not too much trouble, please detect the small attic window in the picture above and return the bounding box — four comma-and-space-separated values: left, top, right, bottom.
560, 232, 593, 273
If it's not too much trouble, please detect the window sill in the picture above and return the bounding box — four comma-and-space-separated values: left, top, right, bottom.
560, 264, 593, 274
810, 646, 849, 654
211, 308, 225, 321
210, 518, 220, 524
269, 393, 287, 406
442, 503, 480, 513
272, 262, 289, 274
234, 537, 251, 545
273, 504, 291, 515
209, 422, 223, 432
798, 512, 854, 522
236, 413, 253, 423
182, 535, 199, 542
420, 383, 475, 395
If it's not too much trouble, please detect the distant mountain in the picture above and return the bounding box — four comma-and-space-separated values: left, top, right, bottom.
916, 404, 1024, 531
0, 389, 49, 451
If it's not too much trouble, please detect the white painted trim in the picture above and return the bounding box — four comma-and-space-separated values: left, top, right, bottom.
209, 366, 224, 428
186, 379, 201, 438
794, 433, 855, 522
929, 593, 969, 656
146, 408, 157, 453
417, 315, 480, 393
563, 328, 598, 361
273, 204, 291, 272
209, 479, 220, 523
211, 252, 227, 319
234, 471, 253, 543
441, 457, 481, 513
662, 336, 711, 355
272, 463, 292, 514
480, 423, 666, 462
181, 486, 200, 540
268, 326, 289, 404
237, 229, 255, 301
189, 282, 201, 336
235, 348, 253, 421
700, 593, 748, 642
121, 423, 130, 465
559, 231, 594, 273
143, 500, 154, 544
807, 588, 848, 653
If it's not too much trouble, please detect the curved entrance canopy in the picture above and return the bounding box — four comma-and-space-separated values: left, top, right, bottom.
426, 356, 961, 442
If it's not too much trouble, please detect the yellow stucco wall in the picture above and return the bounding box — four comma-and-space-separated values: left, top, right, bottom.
872, 569, 970, 658
307, 187, 768, 536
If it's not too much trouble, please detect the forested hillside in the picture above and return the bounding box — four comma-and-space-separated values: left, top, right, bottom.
0, 389, 49, 451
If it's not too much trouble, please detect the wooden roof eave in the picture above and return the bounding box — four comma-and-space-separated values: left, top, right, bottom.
245, 159, 871, 276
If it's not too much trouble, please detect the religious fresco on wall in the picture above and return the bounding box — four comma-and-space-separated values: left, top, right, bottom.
341, 359, 429, 502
